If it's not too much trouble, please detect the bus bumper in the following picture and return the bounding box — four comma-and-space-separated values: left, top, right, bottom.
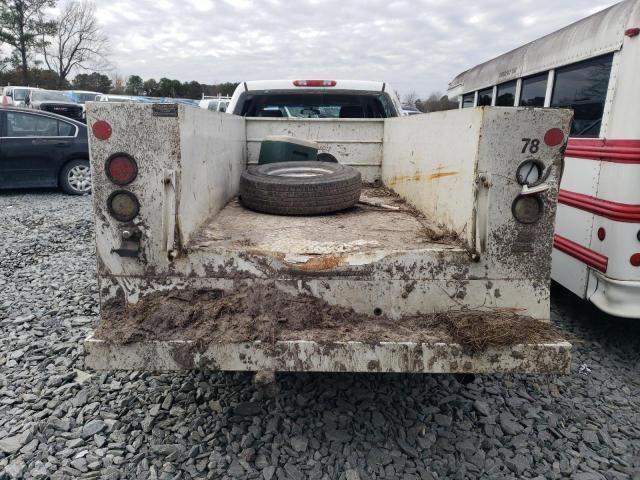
588, 272, 640, 319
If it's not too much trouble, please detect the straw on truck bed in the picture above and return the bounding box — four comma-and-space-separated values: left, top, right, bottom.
85, 102, 573, 374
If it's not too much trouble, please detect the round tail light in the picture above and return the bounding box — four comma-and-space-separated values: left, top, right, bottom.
512, 195, 543, 224
92, 120, 112, 140
107, 190, 140, 222
106, 153, 138, 185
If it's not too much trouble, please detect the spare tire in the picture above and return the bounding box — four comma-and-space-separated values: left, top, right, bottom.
240, 161, 361, 215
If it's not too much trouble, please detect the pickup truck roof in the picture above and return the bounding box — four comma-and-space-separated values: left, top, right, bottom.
228, 79, 403, 118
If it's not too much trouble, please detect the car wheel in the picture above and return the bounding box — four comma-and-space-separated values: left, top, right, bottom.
239, 161, 361, 215
60, 159, 92, 195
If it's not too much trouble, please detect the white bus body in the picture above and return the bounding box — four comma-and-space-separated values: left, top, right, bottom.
448, 0, 640, 318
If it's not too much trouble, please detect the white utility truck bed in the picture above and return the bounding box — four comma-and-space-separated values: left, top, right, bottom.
84, 103, 573, 374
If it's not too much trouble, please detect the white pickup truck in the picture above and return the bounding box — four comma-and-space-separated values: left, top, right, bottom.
84, 79, 573, 374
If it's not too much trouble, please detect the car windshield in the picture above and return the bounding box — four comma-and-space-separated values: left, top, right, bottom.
73, 93, 98, 103
13, 89, 29, 101
33, 90, 72, 102
238, 91, 398, 118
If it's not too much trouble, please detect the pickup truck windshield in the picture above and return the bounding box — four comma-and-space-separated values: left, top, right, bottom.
33, 91, 72, 102
236, 91, 398, 118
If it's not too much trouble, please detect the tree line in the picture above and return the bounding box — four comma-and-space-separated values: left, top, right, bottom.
0, 1, 238, 99
403, 91, 458, 113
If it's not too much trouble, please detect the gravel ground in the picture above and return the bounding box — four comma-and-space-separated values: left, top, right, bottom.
1, 191, 639, 480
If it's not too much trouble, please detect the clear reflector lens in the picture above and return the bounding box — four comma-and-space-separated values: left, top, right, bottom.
107, 190, 139, 222
512, 195, 543, 224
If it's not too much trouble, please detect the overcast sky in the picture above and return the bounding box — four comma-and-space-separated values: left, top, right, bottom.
94, 0, 617, 98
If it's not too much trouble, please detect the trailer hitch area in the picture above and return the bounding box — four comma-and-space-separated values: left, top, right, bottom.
111, 227, 142, 258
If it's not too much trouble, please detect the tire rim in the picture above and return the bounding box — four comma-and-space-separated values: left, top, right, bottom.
267, 166, 335, 178
68, 165, 91, 193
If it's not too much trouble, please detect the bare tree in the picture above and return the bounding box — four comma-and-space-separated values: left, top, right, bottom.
40, 1, 108, 88
403, 91, 419, 107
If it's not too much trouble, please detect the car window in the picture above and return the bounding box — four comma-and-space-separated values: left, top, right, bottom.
58, 121, 76, 136
6, 112, 74, 137
12, 89, 28, 101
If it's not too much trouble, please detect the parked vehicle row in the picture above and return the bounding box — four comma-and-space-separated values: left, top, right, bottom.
0, 107, 89, 195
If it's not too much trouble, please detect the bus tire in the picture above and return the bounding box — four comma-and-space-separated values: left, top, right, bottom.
239, 161, 362, 215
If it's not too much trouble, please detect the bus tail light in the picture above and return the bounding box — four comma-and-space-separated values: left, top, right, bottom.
624, 27, 640, 37
293, 80, 337, 87
597, 227, 606, 241
106, 153, 138, 185
631, 253, 640, 267
512, 195, 543, 224
107, 190, 140, 222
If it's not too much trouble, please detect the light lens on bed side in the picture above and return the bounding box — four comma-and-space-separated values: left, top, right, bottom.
512, 195, 543, 224
107, 190, 140, 222
106, 153, 138, 185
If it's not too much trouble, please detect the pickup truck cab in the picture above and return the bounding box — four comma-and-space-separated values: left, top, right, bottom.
227, 79, 405, 118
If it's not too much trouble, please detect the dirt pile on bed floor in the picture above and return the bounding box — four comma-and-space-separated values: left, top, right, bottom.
97, 284, 563, 353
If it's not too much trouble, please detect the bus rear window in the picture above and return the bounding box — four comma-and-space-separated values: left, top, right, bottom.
520, 73, 547, 107
550, 54, 613, 137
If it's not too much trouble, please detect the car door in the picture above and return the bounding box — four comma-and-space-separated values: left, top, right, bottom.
0, 110, 73, 188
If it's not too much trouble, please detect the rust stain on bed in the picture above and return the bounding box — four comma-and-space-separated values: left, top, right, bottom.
388, 170, 459, 186
287, 255, 345, 271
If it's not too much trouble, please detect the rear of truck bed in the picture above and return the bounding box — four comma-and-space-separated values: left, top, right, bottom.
84, 103, 572, 374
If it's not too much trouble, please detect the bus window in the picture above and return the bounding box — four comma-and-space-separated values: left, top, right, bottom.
461, 93, 474, 108
478, 88, 492, 106
550, 54, 613, 138
496, 81, 516, 106
520, 73, 547, 107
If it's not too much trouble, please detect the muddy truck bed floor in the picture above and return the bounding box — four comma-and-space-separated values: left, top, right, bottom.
188, 187, 461, 256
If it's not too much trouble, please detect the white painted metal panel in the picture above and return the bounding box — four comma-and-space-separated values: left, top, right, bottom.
552, 250, 589, 298
178, 110, 246, 245
555, 204, 594, 246
560, 157, 601, 197
552, 206, 594, 299
382, 109, 483, 246
246, 118, 384, 182
85, 335, 572, 374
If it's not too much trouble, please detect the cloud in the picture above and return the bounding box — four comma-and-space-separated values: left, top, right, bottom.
95, 0, 619, 97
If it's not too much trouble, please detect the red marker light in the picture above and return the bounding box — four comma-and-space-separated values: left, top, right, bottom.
631, 253, 640, 267
293, 80, 337, 87
544, 128, 565, 147
597, 227, 606, 241
92, 120, 112, 140
106, 153, 138, 185
624, 27, 640, 37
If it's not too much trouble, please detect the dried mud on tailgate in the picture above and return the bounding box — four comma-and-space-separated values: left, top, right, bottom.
97, 284, 564, 354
